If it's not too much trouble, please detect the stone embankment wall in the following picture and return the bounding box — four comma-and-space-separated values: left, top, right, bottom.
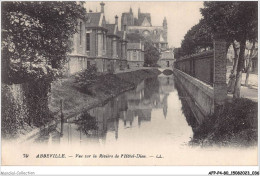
174, 39, 227, 124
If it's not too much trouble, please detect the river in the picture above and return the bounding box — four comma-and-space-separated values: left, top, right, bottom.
34, 73, 197, 149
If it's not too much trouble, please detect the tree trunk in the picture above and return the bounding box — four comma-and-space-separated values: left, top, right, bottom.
233, 38, 246, 98
245, 40, 255, 87
232, 41, 239, 74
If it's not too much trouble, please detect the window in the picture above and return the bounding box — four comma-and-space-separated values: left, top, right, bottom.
86, 33, 90, 51
79, 22, 82, 45
103, 33, 105, 50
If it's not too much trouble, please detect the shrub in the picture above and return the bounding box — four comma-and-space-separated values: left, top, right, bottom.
74, 65, 98, 94
74, 111, 98, 135
191, 98, 258, 146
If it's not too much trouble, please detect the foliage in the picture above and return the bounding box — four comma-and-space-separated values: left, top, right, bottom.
75, 111, 98, 136
191, 98, 258, 147
2, 79, 53, 138
144, 40, 160, 67
173, 48, 184, 59
181, 19, 213, 55
2, 2, 87, 84
23, 80, 53, 127
1, 84, 29, 138
74, 65, 99, 94
201, 2, 257, 44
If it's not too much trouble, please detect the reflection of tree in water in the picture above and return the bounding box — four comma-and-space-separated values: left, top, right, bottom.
144, 77, 159, 100
74, 111, 98, 135
174, 78, 198, 130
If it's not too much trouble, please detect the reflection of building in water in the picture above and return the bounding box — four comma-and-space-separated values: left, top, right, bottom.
43, 76, 176, 144
122, 76, 173, 125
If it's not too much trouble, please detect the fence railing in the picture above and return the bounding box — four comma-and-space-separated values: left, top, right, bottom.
175, 50, 214, 86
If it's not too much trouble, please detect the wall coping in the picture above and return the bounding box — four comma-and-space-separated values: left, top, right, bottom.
176, 50, 214, 62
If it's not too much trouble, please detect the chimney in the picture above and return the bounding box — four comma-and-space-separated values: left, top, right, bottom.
100, 2, 105, 13
115, 15, 118, 25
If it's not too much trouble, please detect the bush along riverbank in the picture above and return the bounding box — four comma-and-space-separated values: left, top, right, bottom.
190, 98, 258, 147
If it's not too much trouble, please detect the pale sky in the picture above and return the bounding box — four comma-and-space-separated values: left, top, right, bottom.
84, 1, 204, 48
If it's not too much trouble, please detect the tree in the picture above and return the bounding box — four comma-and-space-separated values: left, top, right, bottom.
245, 40, 257, 87
173, 48, 184, 60
144, 40, 160, 67
1, 2, 87, 84
181, 19, 213, 55
201, 1, 258, 98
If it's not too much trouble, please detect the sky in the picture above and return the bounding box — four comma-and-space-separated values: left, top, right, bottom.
84, 1, 204, 48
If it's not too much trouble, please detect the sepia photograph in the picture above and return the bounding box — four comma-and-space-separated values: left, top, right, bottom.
1, 0, 259, 175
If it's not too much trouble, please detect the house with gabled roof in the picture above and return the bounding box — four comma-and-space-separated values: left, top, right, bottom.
158, 49, 175, 68
85, 2, 109, 72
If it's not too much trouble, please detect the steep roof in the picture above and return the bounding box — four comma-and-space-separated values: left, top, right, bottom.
127, 43, 142, 50
106, 24, 117, 35
86, 13, 101, 27
137, 13, 151, 26
160, 51, 174, 60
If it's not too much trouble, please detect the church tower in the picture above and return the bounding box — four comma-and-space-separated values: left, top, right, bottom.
163, 17, 168, 45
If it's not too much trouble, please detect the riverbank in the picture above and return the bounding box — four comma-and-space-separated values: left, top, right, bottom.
190, 98, 258, 147
49, 68, 161, 119
11, 69, 160, 142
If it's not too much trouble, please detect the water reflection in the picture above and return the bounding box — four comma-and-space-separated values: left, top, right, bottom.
35, 74, 194, 148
